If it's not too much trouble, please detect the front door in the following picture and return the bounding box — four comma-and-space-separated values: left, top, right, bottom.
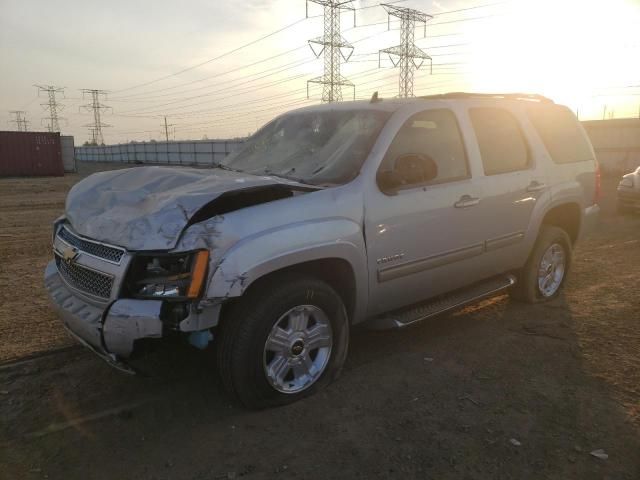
364, 108, 488, 316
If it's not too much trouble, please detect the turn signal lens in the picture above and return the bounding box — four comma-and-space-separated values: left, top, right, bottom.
187, 250, 209, 299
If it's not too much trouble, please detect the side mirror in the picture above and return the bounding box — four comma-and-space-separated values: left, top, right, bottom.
377, 170, 402, 194
378, 154, 438, 194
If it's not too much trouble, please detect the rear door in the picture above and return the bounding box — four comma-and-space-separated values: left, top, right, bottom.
465, 105, 550, 274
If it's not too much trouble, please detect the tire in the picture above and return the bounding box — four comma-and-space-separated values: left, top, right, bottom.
216, 273, 349, 409
510, 225, 572, 303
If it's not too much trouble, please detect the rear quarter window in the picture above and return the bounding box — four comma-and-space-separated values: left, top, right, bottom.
526, 104, 594, 164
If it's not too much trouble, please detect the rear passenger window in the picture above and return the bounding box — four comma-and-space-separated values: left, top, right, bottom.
470, 108, 530, 175
382, 109, 469, 187
527, 104, 594, 164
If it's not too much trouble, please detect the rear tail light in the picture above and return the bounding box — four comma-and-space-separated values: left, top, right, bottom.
594, 161, 602, 204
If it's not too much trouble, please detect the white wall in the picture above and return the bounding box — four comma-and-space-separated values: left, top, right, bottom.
75, 139, 245, 166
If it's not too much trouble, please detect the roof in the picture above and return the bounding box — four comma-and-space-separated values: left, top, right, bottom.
288, 92, 556, 116
419, 92, 554, 103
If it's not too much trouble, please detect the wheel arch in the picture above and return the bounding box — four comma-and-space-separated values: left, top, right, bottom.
220, 258, 359, 325
540, 202, 581, 245
210, 240, 368, 325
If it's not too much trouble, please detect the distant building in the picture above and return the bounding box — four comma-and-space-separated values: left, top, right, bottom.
582, 118, 640, 174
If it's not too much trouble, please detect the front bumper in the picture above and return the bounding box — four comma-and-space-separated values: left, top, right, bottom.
44, 260, 163, 372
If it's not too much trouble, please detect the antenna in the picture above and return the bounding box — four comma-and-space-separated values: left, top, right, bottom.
379, 4, 433, 98
306, 0, 356, 103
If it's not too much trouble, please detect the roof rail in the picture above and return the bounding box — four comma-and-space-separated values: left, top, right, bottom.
419, 92, 554, 103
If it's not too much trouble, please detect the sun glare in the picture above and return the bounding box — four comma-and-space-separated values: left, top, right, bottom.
465, 0, 640, 117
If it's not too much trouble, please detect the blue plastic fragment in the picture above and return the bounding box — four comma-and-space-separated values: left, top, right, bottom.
188, 330, 213, 350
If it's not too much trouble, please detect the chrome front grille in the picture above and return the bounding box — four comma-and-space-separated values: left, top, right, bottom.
58, 226, 124, 264
55, 255, 114, 300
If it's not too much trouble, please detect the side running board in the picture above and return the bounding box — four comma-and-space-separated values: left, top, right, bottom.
369, 274, 517, 330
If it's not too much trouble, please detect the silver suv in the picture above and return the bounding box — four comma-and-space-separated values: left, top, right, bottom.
45, 93, 600, 408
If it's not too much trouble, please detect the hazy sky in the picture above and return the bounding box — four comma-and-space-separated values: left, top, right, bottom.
1, 0, 639, 144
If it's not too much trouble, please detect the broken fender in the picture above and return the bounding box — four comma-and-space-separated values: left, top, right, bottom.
205, 218, 370, 323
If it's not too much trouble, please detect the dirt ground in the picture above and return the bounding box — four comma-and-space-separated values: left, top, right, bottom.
0, 164, 639, 479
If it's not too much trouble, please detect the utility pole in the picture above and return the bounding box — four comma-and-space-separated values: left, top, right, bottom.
306, 0, 356, 103
34, 84, 65, 132
602, 104, 607, 120
80, 89, 112, 145
8, 110, 30, 131
379, 4, 433, 98
162, 116, 176, 142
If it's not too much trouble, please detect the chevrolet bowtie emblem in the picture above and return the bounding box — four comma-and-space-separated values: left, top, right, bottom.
61, 245, 79, 264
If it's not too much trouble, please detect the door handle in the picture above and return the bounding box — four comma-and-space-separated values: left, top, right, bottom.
527, 181, 546, 192
454, 195, 480, 208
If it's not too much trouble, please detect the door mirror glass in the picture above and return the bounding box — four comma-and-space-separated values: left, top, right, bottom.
378, 154, 439, 193
395, 153, 438, 184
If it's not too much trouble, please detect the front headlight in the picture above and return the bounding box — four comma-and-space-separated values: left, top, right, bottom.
126, 250, 209, 300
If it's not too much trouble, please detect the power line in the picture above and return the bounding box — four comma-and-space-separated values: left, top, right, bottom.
117, 25, 468, 116
114, 18, 312, 94
8, 111, 30, 131
110, 46, 309, 100
114, 63, 463, 121
110, 0, 417, 98
79, 89, 112, 145
34, 84, 65, 132
110, 1, 508, 106
99, 1, 513, 140
379, 4, 433, 98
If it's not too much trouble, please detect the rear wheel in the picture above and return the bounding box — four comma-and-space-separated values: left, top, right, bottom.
216, 274, 349, 409
510, 225, 572, 303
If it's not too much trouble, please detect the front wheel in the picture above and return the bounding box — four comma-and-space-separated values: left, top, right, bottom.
510, 225, 572, 303
216, 274, 349, 409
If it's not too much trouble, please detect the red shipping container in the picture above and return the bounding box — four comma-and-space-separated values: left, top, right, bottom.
0, 131, 64, 177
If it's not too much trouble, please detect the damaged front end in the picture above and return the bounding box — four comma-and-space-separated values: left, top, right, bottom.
44, 166, 314, 372
44, 222, 222, 373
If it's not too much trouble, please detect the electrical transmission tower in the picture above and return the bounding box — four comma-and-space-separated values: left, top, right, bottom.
8, 110, 30, 131
80, 89, 112, 145
306, 0, 356, 103
34, 84, 65, 132
379, 4, 433, 98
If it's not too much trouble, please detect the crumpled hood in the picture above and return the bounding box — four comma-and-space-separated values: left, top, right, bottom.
65, 166, 304, 251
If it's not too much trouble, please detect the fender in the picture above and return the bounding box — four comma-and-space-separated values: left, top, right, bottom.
522, 189, 582, 257
206, 217, 369, 323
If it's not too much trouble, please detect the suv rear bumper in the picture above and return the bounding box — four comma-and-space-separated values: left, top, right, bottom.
44, 260, 163, 372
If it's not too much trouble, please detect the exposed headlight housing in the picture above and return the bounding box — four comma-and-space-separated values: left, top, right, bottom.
126, 250, 209, 300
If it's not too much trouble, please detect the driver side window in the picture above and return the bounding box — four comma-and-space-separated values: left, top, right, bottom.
380, 109, 469, 189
